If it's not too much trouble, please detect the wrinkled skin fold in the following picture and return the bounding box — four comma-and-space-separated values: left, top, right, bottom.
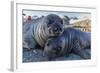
44, 28, 91, 60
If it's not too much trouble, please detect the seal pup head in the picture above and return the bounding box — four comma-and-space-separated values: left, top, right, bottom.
44, 14, 64, 37
43, 37, 64, 60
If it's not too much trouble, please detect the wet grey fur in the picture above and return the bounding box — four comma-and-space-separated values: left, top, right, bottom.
44, 28, 91, 60
23, 14, 63, 49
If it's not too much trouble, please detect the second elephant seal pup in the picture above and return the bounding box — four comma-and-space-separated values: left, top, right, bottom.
44, 28, 91, 60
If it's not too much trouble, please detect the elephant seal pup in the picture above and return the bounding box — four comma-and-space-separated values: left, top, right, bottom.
23, 14, 64, 49
44, 28, 91, 60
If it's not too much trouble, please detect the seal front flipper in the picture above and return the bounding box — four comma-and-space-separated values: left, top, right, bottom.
72, 48, 90, 59
72, 42, 91, 59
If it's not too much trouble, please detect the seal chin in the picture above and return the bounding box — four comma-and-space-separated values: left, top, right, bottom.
49, 30, 63, 37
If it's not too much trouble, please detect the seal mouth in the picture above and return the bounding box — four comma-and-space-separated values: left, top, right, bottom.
47, 24, 63, 37
54, 31, 62, 35
49, 28, 63, 36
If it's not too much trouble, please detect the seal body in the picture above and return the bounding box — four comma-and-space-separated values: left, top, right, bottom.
23, 14, 64, 49
44, 28, 91, 60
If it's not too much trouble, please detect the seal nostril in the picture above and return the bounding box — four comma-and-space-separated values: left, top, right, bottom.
59, 28, 62, 31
